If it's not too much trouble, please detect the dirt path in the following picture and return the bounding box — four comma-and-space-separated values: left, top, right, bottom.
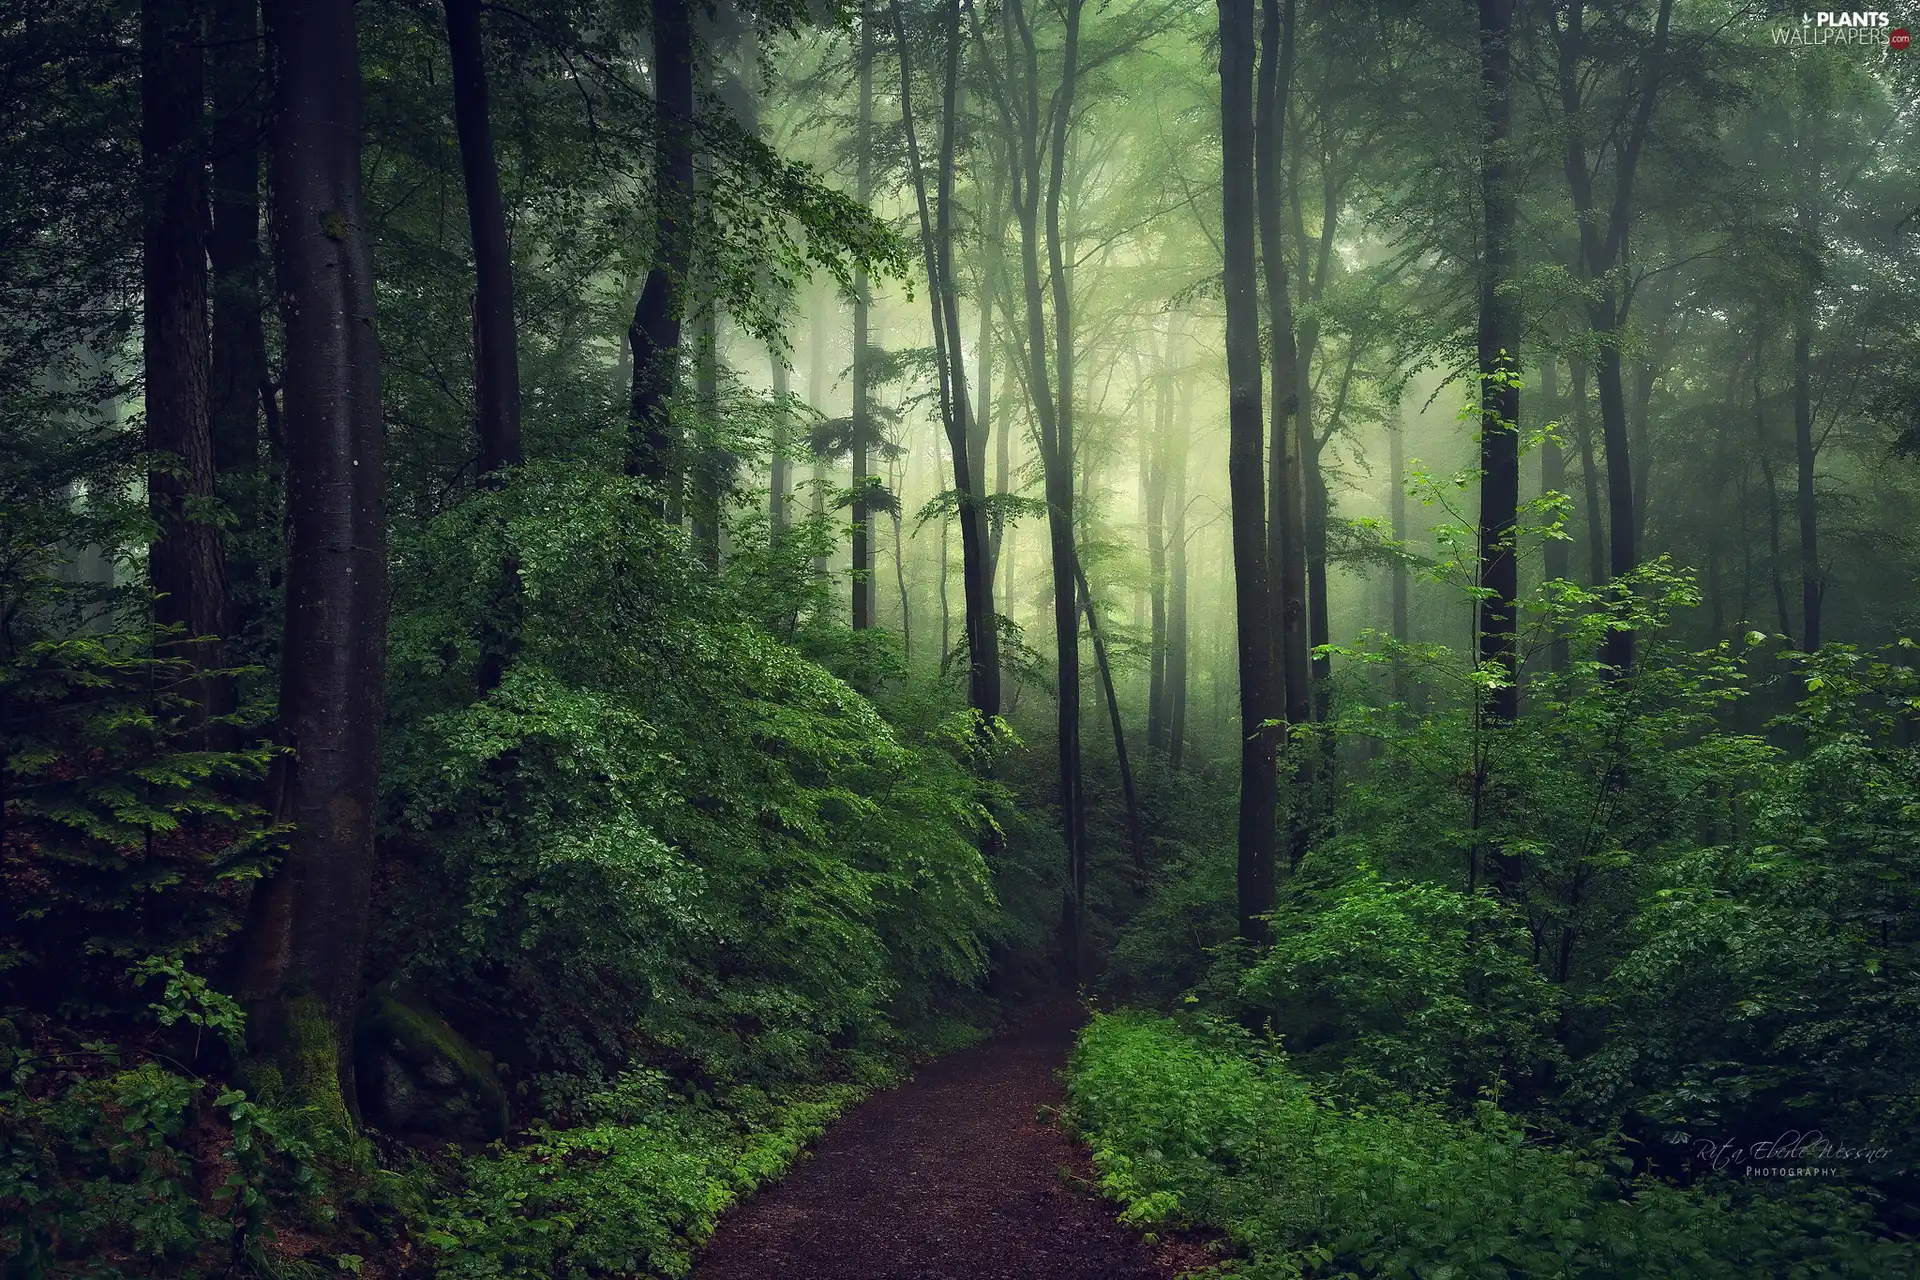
691, 1000, 1182, 1280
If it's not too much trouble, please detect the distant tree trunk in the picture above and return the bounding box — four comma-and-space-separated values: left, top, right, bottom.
1571, 354, 1605, 586
691, 305, 722, 569
1477, 0, 1519, 722
1145, 332, 1172, 754
1388, 400, 1409, 700
241, 0, 388, 1125
1793, 255, 1820, 651
444, 0, 521, 475
627, 0, 693, 488
851, 4, 874, 629
1755, 332, 1794, 643
1167, 388, 1191, 771
769, 341, 791, 532
1224, 0, 1278, 941
1257, 0, 1310, 879
1540, 358, 1570, 672
145, 0, 230, 732
808, 287, 831, 580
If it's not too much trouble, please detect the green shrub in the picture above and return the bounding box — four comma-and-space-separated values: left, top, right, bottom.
1068, 1013, 1914, 1279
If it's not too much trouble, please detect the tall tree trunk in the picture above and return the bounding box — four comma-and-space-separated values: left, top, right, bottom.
1755, 333, 1793, 643
627, 0, 693, 488
1793, 260, 1820, 651
444, 0, 521, 475
1167, 385, 1191, 772
1541, 358, 1570, 672
241, 0, 387, 1124
1571, 354, 1605, 586
145, 0, 230, 731
769, 340, 791, 532
1224, 0, 1278, 941
851, 4, 874, 629
1257, 0, 1310, 880
1388, 399, 1409, 701
1478, 0, 1520, 722
1145, 328, 1171, 753
808, 285, 831, 580
208, 0, 270, 661
692, 305, 722, 569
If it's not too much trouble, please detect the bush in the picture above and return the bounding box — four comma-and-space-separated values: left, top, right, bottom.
1068, 1013, 1915, 1279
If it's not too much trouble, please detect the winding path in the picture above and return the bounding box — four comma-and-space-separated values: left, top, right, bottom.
691, 1000, 1185, 1280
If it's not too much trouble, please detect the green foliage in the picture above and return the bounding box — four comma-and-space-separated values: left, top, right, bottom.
380, 462, 997, 1086
419, 1074, 866, 1279
1069, 1013, 1916, 1279
1239, 872, 1560, 1102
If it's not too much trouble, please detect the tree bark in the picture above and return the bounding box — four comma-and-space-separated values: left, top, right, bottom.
1225, 0, 1278, 941
145, 0, 230, 731
1167, 382, 1191, 772
1257, 0, 1310, 879
851, 4, 874, 629
1388, 399, 1409, 701
769, 340, 791, 532
627, 0, 693, 488
209, 0, 270, 489
1478, 0, 1520, 722
1077, 555, 1143, 874
444, 0, 521, 475
242, 0, 388, 1124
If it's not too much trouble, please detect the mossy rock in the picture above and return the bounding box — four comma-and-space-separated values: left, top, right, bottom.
354, 983, 508, 1143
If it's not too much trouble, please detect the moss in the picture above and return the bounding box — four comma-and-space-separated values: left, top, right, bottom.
355, 983, 509, 1142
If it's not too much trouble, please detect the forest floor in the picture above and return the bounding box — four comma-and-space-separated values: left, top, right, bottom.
690, 997, 1214, 1280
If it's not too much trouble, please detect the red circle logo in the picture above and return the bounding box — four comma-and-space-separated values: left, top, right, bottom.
1892, 26, 1911, 48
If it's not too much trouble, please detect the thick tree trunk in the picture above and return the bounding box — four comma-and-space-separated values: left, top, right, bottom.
242, 0, 387, 1125
145, 0, 230, 730
1225, 0, 1277, 941
692, 306, 722, 570
444, 0, 521, 475
627, 0, 693, 487
1477, 0, 1520, 722
1257, 0, 1310, 879
808, 286, 831, 580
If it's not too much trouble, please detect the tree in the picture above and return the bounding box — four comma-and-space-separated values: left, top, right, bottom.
1221, 0, 1276, 941
1477, 0, 1519, 721
239, 0, 388, 1121
144, 0, 229, 732
629, 0, 695, 489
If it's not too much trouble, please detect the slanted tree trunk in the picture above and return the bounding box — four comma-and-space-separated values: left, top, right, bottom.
1224, 0, 1278, 941
1477, 0, 1520, 722
241, 0, 388, 1126
145, 0, 230, 732
444, 0, 521, 475
1076, 556, 1143, 875
628, 0, 693, 488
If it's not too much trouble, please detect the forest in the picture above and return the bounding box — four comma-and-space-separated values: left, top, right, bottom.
5, 0, 1920, 1273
